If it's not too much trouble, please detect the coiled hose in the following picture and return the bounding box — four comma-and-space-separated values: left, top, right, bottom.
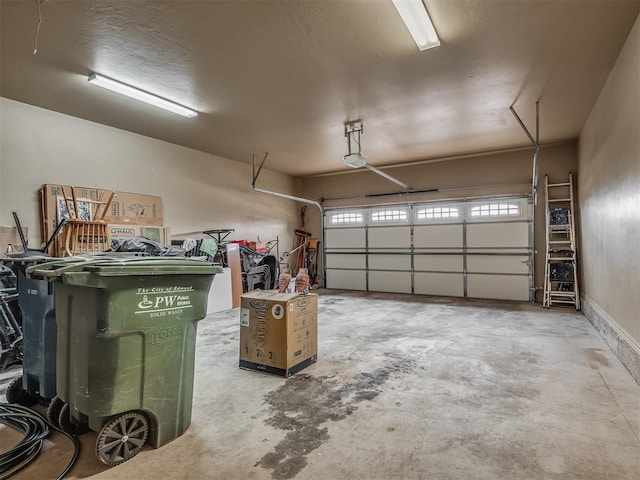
0, 403, 79, 479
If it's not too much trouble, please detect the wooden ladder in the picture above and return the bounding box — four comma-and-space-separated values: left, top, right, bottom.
543, 173, 580, 309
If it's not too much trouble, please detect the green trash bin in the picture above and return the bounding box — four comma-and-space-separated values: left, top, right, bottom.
28, 257, 222, 466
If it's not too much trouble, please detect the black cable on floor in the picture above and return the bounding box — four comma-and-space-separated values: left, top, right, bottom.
0, 403, 79, 480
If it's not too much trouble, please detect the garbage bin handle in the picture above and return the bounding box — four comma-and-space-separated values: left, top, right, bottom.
27, 255, 214, 279
26, 257, 103, 278
27, 254, 147, 275
59, 271, 95, 286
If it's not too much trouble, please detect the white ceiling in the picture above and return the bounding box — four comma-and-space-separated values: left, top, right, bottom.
1, 0, 638, 176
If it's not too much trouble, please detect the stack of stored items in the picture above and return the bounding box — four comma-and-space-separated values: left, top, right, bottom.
238, 244, 278, 292
40, 184, 169, 256
176, 238, 221, 262
0, 262, 22, 372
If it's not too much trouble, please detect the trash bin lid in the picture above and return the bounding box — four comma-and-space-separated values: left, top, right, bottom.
6, 252, 52, 264
82, 258, 223, 277
26, 256, 107, 279
27, 256, 222, 279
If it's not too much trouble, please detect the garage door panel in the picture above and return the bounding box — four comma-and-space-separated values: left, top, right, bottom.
324, 198, 531, 301
325, 254, 366, 269
414, 224, 463, 248
368, 271, 411, 294
368, 254, 411, 271
325, 228, 366, 249
414, 254, 463, 272
414, 273, 464, 297
326, 269, 366, 290
467, 274, 529, 301
469, 248, 529, 255
467, 255, 529, 274
467, 222, 529, 248
368, 226, 411, 249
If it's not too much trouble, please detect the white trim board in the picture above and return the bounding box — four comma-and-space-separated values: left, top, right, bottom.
581, 295, 640, 385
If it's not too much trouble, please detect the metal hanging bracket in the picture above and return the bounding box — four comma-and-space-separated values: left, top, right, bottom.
250, 152, 326, 286
342, 120, 411, 190
252, 152, 269, 187
510, 101, 540, 205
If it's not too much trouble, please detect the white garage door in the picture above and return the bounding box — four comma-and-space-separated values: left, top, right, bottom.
324, 197, 533, 301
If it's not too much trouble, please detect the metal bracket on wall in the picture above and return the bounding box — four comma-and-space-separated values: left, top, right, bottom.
251, 153, 326, 287
510, 101, 540, 303
251, 152, 323, 213
510, 101, 540, 206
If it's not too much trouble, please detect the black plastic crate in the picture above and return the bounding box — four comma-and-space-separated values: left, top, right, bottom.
549, 207, 570, 226
550, 262, 574, 282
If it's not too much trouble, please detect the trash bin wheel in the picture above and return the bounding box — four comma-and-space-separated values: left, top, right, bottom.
96, 411, 149, 466
47, 396, 65, 428
58, 401, 90, 436
5, 377, 37, 406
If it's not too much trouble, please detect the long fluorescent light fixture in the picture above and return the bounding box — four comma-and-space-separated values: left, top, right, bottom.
88, 73, 198, 118
392, 0, 440, 51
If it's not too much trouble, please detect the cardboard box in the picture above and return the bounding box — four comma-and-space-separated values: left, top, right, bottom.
0, 226, 28, 257
108, 225, 171, 245
42, 184, 163, 226
41, 184, 164, 255
239, 291, 317, 377
41, 184, 163, 233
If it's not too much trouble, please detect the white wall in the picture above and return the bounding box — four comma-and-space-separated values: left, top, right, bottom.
0, 97, 300, 251
578, 14, 640, 350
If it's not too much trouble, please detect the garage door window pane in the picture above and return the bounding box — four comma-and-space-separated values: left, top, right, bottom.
371, 210, 408, 222
330, 212, 363, 224
470, 203, 520, 217
417, 206, 459, 219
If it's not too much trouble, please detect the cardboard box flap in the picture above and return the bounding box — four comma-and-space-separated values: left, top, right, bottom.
241, 290, 306, 301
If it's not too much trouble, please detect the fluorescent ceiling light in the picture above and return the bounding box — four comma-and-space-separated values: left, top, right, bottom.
392, 0, 440, 51
87, 73, 198, 118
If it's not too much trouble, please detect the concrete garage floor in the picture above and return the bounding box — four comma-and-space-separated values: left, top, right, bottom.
2, 290, 640, 479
